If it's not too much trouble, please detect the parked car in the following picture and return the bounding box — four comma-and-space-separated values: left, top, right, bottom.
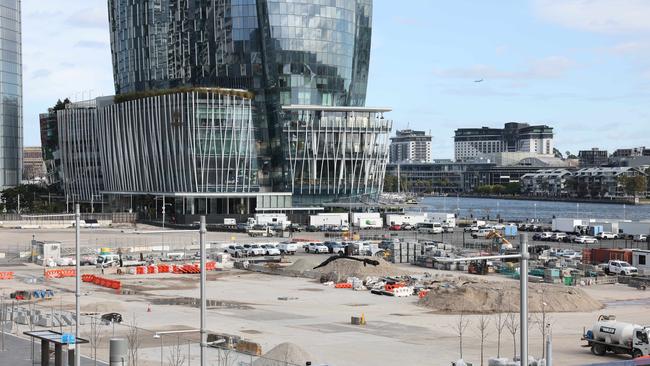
607, 260, 638, 276
100, 312, 122, 325
471, 228, 493, 239
464, 225, 480, 232
558, 249, 582, 260
538, 232, 554, 241
96, 254, 120, 268
260, 244, 281, 256
289, 223, 304, 232
80, 255, 97, 266
225, 245, 246, 258
574, 236, 598, 244
388, 224, 402, 231
596, 232, 618, 240
243, 244, 265, 256
324, 242, 346, 254
551, 232, 567, 242
306, 242, 329, 254
400, 223, 414, 231
277, 242, 298, 255
633, 234, 648, 242
306, 225, 320, 232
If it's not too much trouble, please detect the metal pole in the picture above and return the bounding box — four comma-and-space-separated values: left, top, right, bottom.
75, 204, 81, 366
519, 233, 528, 366
545, 329, 552, 366
200, 215, 207, 366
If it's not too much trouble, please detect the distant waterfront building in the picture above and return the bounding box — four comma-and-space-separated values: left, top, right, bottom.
22, 146, 45, 182
389, 129, 432, 163
610, 147, 650, 168
520, 169, 573, 197
0, 0, 22, 188
578, 148, 609, 168
454, 122, 553, 162
572, 167, 646, 197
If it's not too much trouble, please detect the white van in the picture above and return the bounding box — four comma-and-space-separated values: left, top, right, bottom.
96, 254, 120, 268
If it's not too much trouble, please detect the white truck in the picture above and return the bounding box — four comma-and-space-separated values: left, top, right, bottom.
385, 213, 427, 227
583, 315, 650, 358
252, 214, 289, 229
309, 213, 349, 227
247, 226, 276, 237
426, 213, 456, 228
351, 212, 382, 229
552, 218, 585, 233
607, 260, 638, 276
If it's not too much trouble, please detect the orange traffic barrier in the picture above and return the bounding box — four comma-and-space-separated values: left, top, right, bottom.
0, 271, 14, 280
44, 269, 76, 279
384, 283, 405, 292
83, 275, 120, 290
335, 283, 353, 289
418, 290, 430, 298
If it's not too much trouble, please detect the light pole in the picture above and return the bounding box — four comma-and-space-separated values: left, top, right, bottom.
534, 203, 537, 222
75, 204, 81, 366
135, 217, 207, 365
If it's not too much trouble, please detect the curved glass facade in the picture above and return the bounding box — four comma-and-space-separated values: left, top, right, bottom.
108, 0, 373, 191
0, 0, 21, 188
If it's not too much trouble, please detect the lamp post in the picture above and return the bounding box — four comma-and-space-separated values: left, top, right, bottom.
135, 217, 207, 365
75, 204, 81, 366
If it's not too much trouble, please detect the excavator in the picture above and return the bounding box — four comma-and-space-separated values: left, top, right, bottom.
486, 230, 513, 252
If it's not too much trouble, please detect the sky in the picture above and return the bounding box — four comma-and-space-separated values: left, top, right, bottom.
21, 0, 650, 159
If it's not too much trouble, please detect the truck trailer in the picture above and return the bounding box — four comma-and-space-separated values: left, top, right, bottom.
583, 315, 650, 358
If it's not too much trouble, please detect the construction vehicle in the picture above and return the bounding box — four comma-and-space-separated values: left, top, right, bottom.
486, 230, 513, 252
582, 315, 650, 358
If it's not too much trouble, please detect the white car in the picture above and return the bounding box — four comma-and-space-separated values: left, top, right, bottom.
471, 228, 493, 239
633, 234, 648, 242
574, 236, 598, 244
608, 260, 638, 276
56, 257, 76, 266
596, 232, 618, 240
306, 243, 329, 254
277, 242, 298, 255
225, 245, 246, 258
243, 244, 265, 256
551, 232, 567, 242
539, 232, 554, 241
260, 244, 281, 256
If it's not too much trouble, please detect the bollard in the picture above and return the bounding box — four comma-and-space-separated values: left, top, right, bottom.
109, 338, 128, 366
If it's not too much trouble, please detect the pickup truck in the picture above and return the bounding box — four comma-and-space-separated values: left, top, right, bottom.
608, 260, 638, 276
596, 232, 618, 240
306, 242, 329, 254
247, 226, 276, 237
277, 242, 298, 255
471, 228, 493, 239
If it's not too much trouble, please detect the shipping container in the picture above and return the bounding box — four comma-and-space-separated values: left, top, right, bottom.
385, 213, 427, 226
351, 213, 382, 228
620, 221, 650, 236
582, 248, 632, 264
425, 213, 456, 227
552, 218, 586, 233
309, 213, 349, 227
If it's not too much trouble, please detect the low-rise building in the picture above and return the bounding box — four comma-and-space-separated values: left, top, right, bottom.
571, 167, 646, 198
520, 169, 573, 196
22, 146, 46, 183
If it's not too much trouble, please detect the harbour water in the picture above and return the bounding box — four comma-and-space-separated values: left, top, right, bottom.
421, 196, 650, 222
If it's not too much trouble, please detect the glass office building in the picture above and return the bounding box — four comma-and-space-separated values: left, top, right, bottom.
0, 0, 21, 188
107, 0, 375, 197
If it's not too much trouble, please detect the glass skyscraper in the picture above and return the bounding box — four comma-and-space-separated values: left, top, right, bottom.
0, 0, 21, 188
108, 0, 373, 193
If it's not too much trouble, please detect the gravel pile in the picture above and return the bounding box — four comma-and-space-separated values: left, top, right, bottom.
253, 342, 314, 366
418, 281, 602, 313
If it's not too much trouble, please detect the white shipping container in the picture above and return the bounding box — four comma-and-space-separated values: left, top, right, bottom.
385, 214, 427, 226
552, 218, 586, 233
620, 221, 650, 236
426, 213, 456, 227
310, 213, 349, 227
255, 214, 288, 226
351, 213, 382, 228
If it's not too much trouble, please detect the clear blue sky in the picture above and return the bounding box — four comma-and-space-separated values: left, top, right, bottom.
21, 0, 650, 158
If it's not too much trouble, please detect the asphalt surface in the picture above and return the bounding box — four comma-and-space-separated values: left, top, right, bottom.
0, 332, 107, 366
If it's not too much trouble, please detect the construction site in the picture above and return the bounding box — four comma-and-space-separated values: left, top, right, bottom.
1, 213, 650, 366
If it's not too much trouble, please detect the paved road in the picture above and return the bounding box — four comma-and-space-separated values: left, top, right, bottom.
0, 332, 107, 366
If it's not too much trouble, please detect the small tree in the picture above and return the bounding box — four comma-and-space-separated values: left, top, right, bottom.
535, 299, 552, 360
126, 316, 141, 365
167, 335, 186, 366
454, 310, 471, 360
86, 316, 105, 365
505, 311, 519, 360
477, 314, 490, 366
495, 311, 507, 358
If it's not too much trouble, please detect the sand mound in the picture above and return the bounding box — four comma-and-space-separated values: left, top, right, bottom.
418, 281, 602, 313
253, 342, 314, 366
286, 258, 316, 273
